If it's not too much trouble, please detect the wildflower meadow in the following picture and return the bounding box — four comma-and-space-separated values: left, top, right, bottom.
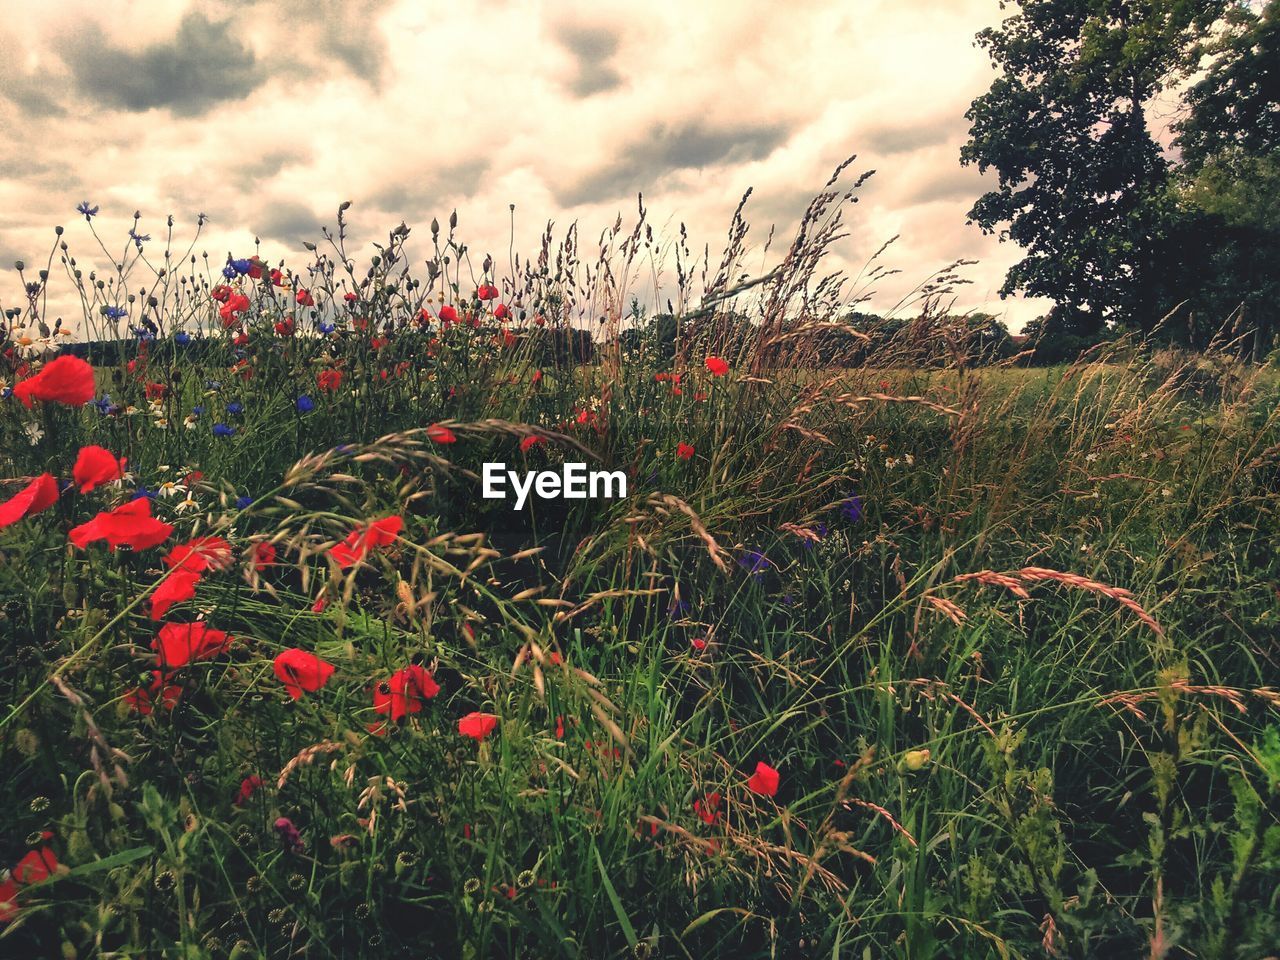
0, 172, 1276, 960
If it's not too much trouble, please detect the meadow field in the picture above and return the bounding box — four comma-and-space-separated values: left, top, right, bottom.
0, 200, 1278, 959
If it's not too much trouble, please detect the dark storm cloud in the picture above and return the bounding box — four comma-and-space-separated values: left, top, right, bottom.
861, 118, 956, 155
63, 12, 262, 116
251, 202, 321, 248
239, 0, 392, 87
556, 119, 794, 206
907, 168, 981, 205
553, 23, 624, 97
241, 149, 311, 181
365, 160, 494, 218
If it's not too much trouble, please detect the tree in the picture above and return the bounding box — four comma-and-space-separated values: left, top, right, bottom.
961, 0, 1230, 334
1169, 2, 1280, 355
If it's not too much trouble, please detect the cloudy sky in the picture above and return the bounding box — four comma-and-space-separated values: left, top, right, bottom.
0, 0, 1055, 333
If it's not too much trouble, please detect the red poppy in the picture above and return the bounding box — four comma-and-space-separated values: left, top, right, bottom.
211, 284, 233, 303
12, 354, 95, 407
295, 289, 314, 307
439, 305, 459, 325
234, 775, 263, 806
746, 761, 780, 797
458, 711, 498, 740
416, 307, 431, 325
123, 670, 182, 716
694, 791, 722, 825
371, 336, 388, 350
317, 369, 343, 392
69, 498, 174, 552
372, 664, 440, 724
164, 536, 233, 574
690, 637, 707, 651
144, 381, 167, 400
0, 473, 58, 528
329, 515, 403, 569
344, 292, 359, 303
676, 442, 695, 461
520, 435, 543, 453
477, 283, 499, 301
150, 569, 200, 620
248, 259, 265, 280
152, 621, 233, 669
705, 356, 729, 377
494, 303, 510, 321
218, 292, 250, 327
71, 447, 125, 494
270, 269, 285, 286
531, 369, 543, 384
274, 318, 295, 337
0, 845, 60, 923
427, 423, 457, 444
253, 541, 277, 572
273, 648, 336, 700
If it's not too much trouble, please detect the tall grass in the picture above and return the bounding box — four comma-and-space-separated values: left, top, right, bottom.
0, 171, 1277, 958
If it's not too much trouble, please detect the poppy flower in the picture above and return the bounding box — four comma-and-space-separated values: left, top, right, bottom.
345, 292, 359, 303
458, 711, 498, 740
372, 664, 440, 725
69, 498, 174, 552
274, 648, 335, 700
72, 446, 126, 494
494, 303, 510, 320
211, 284, 232, 303
234, 775, 263, 806
295, 289, 314, 307
0, 845, 60, 923
694, 791, 722, 825
705, 356, 729, 377
253, 541, 277, 572
164, 536, 232, 574
329, 515, 403, 569
274, 318, 295, 337
317, 369, 343, 392
746, 761, 780, 797
218, 292, 250, 327
676, 442, 695, 461
427, 423, 457, 444
150, 569, 200, 620
439, 305, 459, 325
123, 670, 182, 716
477, 283, 499, 301
11, 354, 95, 407
520, 435, 543, 453
0, 473, 58, 528
152, 621, 232, 669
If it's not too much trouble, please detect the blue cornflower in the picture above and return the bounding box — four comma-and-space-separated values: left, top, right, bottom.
737, 549, 772, 582
334, 443, 355, 455
205, 380, 222, 391
129, 229, 150, 250
802, 521, 829, 551
222, 265, 237, 279
76, 200, 99, 219
175, 331, 191, 346
226, 401, 243, 416
231, 258, 251, 275
103, 305, 127, 320
296, 395, 314, 413
838, 494, 863, 523
130, 325, 154, 342
131, 486, 158, 500
235, 495, 253, 510
192, 405, 204, 416
667, 597, 691, 620
213, 423, 236, 438
317, 320, 335, 335
93, 394, 113, 414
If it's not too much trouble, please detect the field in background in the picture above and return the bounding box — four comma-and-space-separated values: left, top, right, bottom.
0, 194, 1278, 959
